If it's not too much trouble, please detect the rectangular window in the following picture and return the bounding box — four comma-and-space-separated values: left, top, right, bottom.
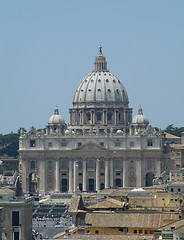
178, 188, 181, 192
30, 140, 36, 147
100, 142, 104, 146
61, 142, 67, 147
116, 172, 121, 176
97, 113, 102, 121
147, 140, 153, 146
139, 230, 142, 234
115, 142, 121, 147
48, 142, 52, 147
78, 142, 82, 147
14, 232, 19, 240
130, 142, 134, 147
134, 230, 137, 233
12, 211, 19, 226
147, 160, 152, 170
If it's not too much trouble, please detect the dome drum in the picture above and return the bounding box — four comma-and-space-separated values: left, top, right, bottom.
69, 46, 132, 133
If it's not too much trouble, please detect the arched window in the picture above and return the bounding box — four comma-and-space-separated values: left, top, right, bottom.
30, 161, 35, 170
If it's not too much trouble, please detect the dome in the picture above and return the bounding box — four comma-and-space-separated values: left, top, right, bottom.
73, 46, 129, 106
132, 106, 149, 125
48, 107, 65, 125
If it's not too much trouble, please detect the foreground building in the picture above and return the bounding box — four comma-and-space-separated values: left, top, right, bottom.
0, 187, 33, 240
19, 46, 163, 195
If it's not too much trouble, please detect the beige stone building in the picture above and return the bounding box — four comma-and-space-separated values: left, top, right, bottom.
19, 46, 163, 195
0, 187, 33, 240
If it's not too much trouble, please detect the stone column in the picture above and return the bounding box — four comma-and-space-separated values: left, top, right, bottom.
69, 159, 73, 192
156, 157, 161, 177
123, 159, 128, 187
136, 159, 142, 188
105, 160, 109, 188
73, 160, 79, 192
40, 159, 45, 195
22, 159, 28, 193
55, 159, 60, 192
110, 160, 114, 187
96, 159, 100, 192
83, 159, 87, 191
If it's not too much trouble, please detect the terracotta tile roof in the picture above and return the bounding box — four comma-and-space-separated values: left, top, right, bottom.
68, 195, 85, 213
54, 226, 154, 239
168, 181, 184, 186
169, 144, 184, 149
85, 212, 179, 228
164, 132, 180, 139
0, 188, 14, 194
155, 218, 184, 232
86, 197, 123, 209
54, 233, 154, 239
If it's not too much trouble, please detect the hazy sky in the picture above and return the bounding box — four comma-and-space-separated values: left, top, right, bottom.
1, 1, 184, 134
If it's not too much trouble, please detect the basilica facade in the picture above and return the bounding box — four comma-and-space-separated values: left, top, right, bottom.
19, 47, 163, 195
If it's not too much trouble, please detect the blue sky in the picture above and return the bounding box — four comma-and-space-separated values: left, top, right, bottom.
0, 0, 184, 134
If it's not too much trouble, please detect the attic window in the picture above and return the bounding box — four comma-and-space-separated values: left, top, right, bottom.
30, 140, 36, 147
98, 79, 101, 82
116, 89, 119, 94
106, 79, 109, 82
113, 79, 116, 83
107, 89, 111, 92
91, 79, 94, 82
118, 80, 120, 83
88, 89, 91, 91
81, 89, 83, 92
98, 89, 101, 92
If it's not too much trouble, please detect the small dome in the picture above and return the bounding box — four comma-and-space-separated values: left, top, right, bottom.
65, 129, 71, 135
132, 106, 149, 125
48, 107, 65, 125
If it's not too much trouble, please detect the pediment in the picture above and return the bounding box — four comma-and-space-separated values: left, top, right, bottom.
74, 142, 107, 151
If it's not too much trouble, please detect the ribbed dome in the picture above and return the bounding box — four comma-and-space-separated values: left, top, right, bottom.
48, 107, 65, 125
132, 106, 149, 125
73, 46, 129, 105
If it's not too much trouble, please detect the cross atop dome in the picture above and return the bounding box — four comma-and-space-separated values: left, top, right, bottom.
99, 45, 102, 54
